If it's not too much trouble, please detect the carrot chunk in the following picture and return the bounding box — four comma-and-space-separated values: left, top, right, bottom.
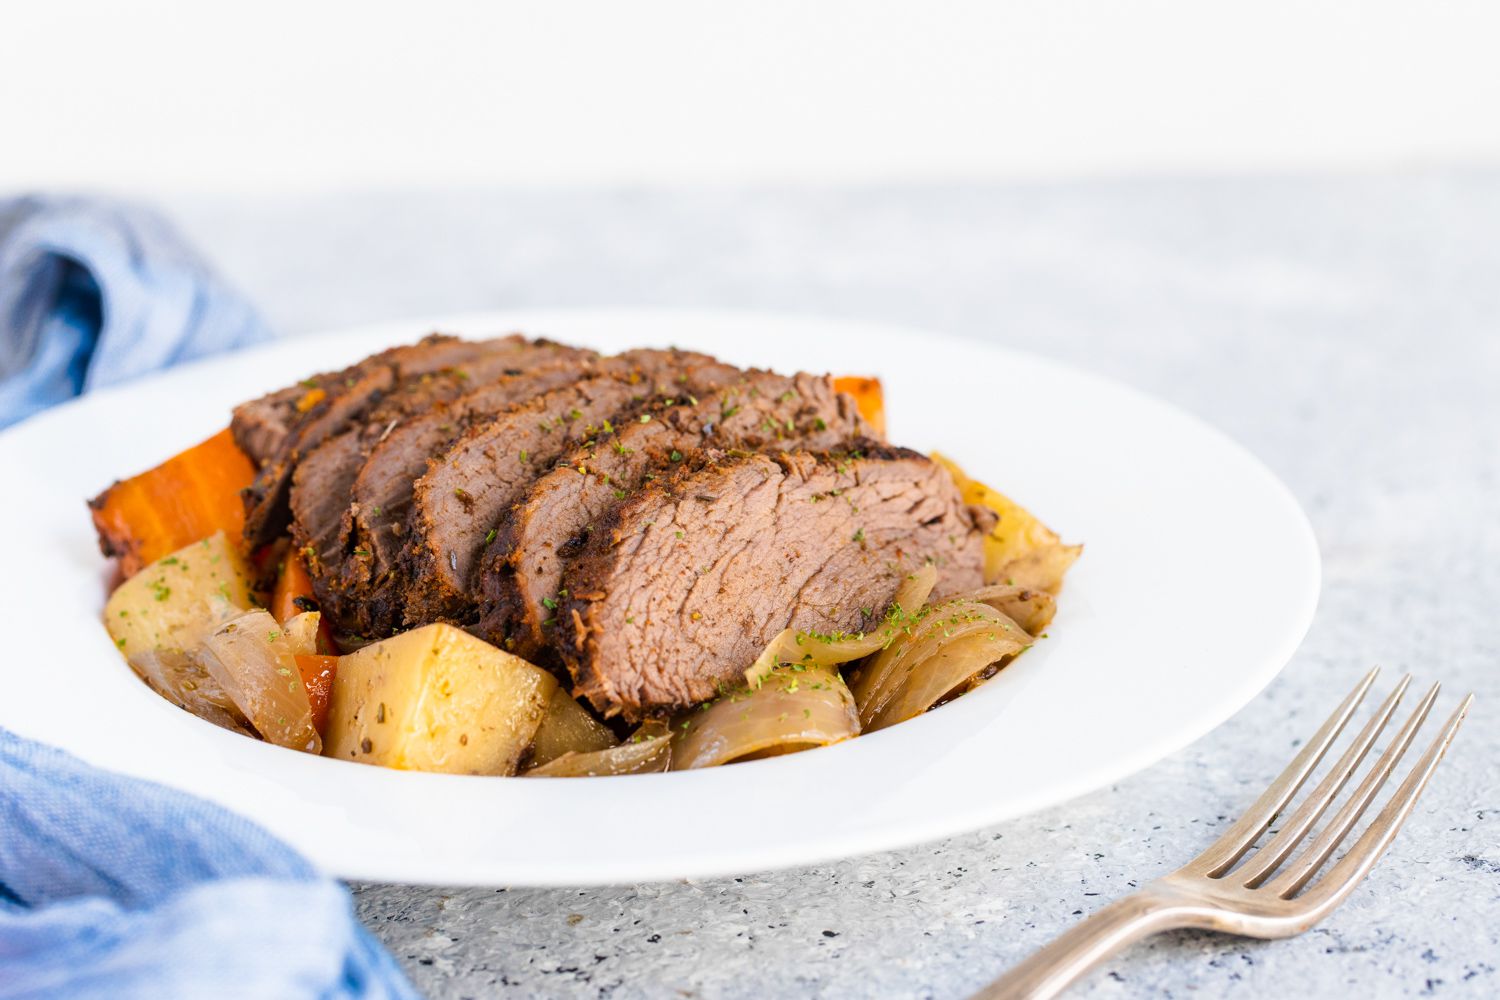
833, 376, 886, 436
294, 654, 340, 736
272, 549, 337, 652
88, 428, 256, 578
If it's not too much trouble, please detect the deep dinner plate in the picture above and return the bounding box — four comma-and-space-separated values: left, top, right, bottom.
0, 309, 1319, 886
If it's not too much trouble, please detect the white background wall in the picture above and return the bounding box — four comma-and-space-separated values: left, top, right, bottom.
3, 0, 1498, 195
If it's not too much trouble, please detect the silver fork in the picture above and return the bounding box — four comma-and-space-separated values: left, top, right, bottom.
971, 670, 1474, 999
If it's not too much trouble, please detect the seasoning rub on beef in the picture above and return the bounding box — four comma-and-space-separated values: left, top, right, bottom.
237, 334, 564, 548
289, 342, 599, 632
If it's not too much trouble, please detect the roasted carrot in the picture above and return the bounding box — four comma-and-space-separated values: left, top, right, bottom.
272, 550, 337, 653
294, 654, 340, 736
833, 376, 886, 436
88, 428, 256, 578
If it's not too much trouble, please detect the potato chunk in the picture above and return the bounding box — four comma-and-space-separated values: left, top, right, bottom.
104, 531, 254, 656
323, 624, 558, 775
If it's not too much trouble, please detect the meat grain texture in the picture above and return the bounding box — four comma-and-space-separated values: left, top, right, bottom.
558, 446, 989, 719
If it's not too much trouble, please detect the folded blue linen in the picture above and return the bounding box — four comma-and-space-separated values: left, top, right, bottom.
0, 728, 420, 1000
0, 195, 272, 428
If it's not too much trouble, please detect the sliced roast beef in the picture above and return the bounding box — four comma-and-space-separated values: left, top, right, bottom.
231, 383, 311, 469
556, 445, 987, 720
287, 430, 366, 592
329, 361, 600, 636
288, 346, 599, 630
233, 334, 489, 469
242, 334, 565, 547
477, 371, 872, 659
398, 352, 738, 627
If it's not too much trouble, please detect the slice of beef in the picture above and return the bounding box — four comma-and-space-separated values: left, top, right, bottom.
556, 445, 987, 720
287, 430, 366, 600
327, 361, 596, 635
338, 348, 729, 636
478, 371, 872, 659
242, 334, 571, 548
232, 333, 495, 468
289, 346, 599, 630
230, 383, 310, 469
399, 352, 739, 627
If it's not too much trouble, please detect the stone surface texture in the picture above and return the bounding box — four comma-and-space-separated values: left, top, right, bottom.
165, 173, 1498, 998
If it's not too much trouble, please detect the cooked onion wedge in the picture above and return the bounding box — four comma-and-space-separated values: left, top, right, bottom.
281, 611, 323, 657
526, 687, 619, 768
129, 648, 253, 735
197, 609, 322, 753
672, 663, 860, 769
967, 584, 1057, 636
850, 596, 1031, 732
526, 723, 672, 776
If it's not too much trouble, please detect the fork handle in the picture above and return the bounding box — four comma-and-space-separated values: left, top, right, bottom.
970, 888, 1193, 999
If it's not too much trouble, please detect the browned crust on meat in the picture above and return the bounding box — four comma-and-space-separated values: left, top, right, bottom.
240, 334, 543, 547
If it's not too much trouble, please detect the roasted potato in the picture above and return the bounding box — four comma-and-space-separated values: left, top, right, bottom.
104, 531, 255, 657
323, 624, 558, 775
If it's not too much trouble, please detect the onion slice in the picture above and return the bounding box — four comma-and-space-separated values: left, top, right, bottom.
672, 663, 860, 769
526, 687, 619, 768
196, 609, 322, 753
966, 584, 1057, 636
849, 596, 1032, 732
129, 648, 253, 735
281, 611, 323, 657
526, 723, 671, 777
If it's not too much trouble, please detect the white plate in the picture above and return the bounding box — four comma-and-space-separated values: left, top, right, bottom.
0, 309, 1319, 886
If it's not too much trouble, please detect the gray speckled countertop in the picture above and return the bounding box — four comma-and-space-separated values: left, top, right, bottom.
167, 173, 1498, 998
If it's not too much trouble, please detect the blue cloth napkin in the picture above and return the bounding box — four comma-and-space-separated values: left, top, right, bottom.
0, 729, 420, 1000
0, 197, 420, 999
0, 195, 272, 428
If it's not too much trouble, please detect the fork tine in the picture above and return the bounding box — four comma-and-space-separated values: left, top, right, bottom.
1234, 675, 1413, 887
1189, 669, 1379, 878
1266, 681, 1441, 897
1293, 694, 1474, 913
